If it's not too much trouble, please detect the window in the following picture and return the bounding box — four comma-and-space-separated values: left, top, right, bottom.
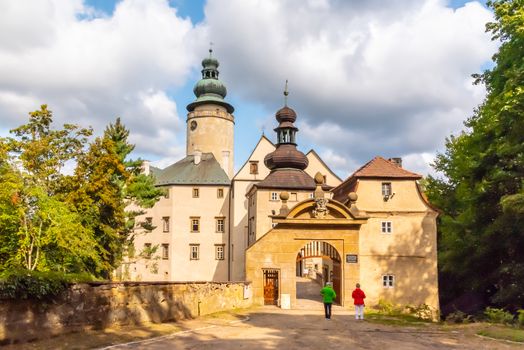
270, 192, 278, 201
309, 193, 314, 199
249, 161, 259, 174
190, 217, 200, 232
164, 189, 170, 199
381, 221, 392, 234
162, 217, 170, 232
216, 217, 225, 233
382, 182, 392, 197
144, 243, 152, 259
162, 244, 169, 260
190, 244, 200, 260
382, 275, 395, 288
217, 188, 224, 198
215, 244, 225, 260
290, 192, 297, 201
192, 188, 199, 198
271, 222, 277, 228
128, 244, 135, 258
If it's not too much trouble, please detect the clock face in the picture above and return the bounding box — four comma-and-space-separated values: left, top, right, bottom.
190, 120, 197, 131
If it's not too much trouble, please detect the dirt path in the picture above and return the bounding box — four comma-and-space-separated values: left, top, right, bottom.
101, 279, 520, 350
99, 306, 520, 350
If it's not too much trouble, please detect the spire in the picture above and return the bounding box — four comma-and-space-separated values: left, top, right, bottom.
284, 79, 289, 106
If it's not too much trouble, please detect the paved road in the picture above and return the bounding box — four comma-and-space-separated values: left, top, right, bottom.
102, 278, 521, 350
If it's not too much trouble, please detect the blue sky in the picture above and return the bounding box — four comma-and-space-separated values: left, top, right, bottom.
0, 0, 497, 178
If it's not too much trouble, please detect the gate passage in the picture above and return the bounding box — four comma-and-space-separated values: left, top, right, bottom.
296, 241, 342, 304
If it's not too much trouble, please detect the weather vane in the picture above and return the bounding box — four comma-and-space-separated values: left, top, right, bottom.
284, 79, 289, 106
209, 42, 214, 57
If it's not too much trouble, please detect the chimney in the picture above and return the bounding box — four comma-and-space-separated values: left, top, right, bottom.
141, 160, 150, 175
194, 151, 202, 165
389, 157, 402, 167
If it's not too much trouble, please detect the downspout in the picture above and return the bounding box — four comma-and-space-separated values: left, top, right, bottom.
228, 181, 233, 281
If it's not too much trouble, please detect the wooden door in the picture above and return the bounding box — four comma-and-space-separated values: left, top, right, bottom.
332, 262, 341, 304
263, 269, 279, 305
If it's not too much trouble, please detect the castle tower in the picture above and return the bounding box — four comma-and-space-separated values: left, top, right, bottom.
186, 49, 235, 178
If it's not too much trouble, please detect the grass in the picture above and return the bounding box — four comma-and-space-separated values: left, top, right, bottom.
477, 325, 524, 343
365, 310, 434, 327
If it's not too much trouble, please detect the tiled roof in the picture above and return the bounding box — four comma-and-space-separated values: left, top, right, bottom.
351, 157, 422, 179
153, 153, 230, 186
255, 168, 332, 190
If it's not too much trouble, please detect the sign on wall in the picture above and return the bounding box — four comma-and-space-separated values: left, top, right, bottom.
346, 254, 358, 263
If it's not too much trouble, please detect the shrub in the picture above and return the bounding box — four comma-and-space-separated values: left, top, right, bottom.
517, 309, 524, 327
406, 303, 434, 321
0, 269, 96, 300
484, 307, 514, 325
445, 310, 473, 323
377, 299, 402, 315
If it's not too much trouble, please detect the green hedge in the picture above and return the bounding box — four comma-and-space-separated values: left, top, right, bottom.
0, 269, 96, 300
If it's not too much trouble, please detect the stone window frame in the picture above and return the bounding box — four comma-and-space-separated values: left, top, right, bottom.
381, 221, 392, 234
192, 187, 200, 198
216, 217, 225, 233
270, 192, 279, 201
215, 244, 225, 260
161, 243, 169, 260
190, 244, 200, 260
249, 161, 259, 175
190, 217, 200, 233
217, 188, 224, 198
162, 216, 170, 232
382, 274, 395, 288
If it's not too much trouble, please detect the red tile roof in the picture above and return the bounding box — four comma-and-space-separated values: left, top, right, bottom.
351, 156, 422, 179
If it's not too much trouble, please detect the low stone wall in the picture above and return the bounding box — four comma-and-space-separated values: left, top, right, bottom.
0, 281, 252, 345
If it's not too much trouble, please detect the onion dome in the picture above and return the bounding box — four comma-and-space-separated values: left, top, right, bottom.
264, 82, 308, 170
187, 48, 234, 113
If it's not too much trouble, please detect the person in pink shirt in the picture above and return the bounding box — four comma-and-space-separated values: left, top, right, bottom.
352, 283, 366, 320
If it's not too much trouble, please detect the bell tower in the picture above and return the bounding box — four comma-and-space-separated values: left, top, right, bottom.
186, 48, 235, 178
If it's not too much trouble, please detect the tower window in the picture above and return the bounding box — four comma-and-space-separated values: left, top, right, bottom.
249, 161, 259, 174
193, 188, 199, 198
217, 188, 224, 198
270, 192, 279, 201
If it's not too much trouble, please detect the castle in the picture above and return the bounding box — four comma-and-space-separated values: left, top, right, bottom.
122, 50, 439, 312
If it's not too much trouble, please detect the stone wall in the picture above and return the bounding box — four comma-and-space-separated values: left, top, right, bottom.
0, 281, 252, 345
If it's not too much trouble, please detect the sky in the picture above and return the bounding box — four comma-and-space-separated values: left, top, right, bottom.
0, 0, 497, 179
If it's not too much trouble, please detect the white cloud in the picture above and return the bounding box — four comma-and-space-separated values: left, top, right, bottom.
0, 0, 200, 162
204, 0, 496, 176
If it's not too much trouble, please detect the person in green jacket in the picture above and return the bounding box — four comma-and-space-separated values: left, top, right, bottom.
320, 282, 336, 319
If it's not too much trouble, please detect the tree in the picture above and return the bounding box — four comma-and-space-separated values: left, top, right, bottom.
69, 118, 163, 278
426, 0, 524, 311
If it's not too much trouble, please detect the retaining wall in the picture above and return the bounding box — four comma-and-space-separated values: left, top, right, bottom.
0, 281, 252, 344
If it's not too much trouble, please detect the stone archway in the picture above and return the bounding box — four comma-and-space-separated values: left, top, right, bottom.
296, 240, 342, 304
245, 196, 368, 308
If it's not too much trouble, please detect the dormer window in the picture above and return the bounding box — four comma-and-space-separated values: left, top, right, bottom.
250, 161, 259, 174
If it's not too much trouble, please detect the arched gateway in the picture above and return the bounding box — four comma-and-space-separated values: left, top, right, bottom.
246, 182, 368, 308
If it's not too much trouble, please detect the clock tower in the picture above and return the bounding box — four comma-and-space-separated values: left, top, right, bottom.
186, 49, 235, 179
